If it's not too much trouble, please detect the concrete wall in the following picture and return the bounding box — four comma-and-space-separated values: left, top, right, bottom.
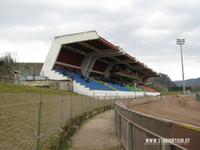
73, 80, 160, 99
19, 80, 73, 91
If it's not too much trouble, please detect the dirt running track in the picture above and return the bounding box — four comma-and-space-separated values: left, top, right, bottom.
70, 110, 124, 150
127, 96, 200, 127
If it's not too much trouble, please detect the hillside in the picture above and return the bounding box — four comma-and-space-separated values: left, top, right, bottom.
174, 77, 200, 87
148, 73, 177, 91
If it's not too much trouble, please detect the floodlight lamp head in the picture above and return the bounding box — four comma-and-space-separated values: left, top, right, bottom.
176, 38, 185, 45
176, 39, 181, 45
181, 39, 185, 44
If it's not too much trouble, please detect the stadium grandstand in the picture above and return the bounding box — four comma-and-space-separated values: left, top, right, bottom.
41, 31, 160, 98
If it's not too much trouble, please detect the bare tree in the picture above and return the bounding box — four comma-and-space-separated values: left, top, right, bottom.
0, 53, 16, 83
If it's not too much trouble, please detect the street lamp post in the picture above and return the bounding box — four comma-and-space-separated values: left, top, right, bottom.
176, 38, 186, 94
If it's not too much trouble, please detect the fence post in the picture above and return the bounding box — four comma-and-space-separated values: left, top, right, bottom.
60, 95, 64, 128
127, 121, 133, 150
93, 92, 95, 99
81, 96, 83, 114
117, 113, 121, 138
109, 96, 111, 107
90, 97, 92, 111
36, 94, 42, 150
104, 97, 106, 108
70, 96, 73, 118
115, 111, 118, 135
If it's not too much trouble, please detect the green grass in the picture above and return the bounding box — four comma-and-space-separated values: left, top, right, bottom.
59, 125, 77, 150
161, 91, 182, 95
0, 83, 76, 95
0, 83, 114, 150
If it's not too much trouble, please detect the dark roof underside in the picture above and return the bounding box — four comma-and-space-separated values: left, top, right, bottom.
58, 37, 158, 78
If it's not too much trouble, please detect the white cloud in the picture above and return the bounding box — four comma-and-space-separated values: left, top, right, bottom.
0, 39, 49, 62
0, 0, 199, 80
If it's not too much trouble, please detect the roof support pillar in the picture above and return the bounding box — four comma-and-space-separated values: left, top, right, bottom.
104, 62, 118, 78
80, 55, 96, 77
80, 50, 122, 77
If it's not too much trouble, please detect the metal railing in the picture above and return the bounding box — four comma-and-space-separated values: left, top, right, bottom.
0, 93, 115, 150
196, 92, 200, 101
115, 98, 200, 150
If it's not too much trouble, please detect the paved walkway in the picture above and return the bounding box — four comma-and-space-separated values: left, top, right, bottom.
70, 110, 124, 150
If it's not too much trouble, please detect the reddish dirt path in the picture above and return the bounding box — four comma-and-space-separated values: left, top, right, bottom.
70, 110, 124, 150
127, 95, 200, 127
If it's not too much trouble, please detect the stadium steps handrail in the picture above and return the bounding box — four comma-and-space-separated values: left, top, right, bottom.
97, 80, 117, 91
126, 85, 144, 92
126, 85, 135, 91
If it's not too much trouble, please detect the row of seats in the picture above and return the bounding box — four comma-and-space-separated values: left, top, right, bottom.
126, 85, 143, 92
73, 73, 113, 91
139, 85, 158, 92
54, 68, 156, 92
107, 82, 130, 91
54, 68, 113, 91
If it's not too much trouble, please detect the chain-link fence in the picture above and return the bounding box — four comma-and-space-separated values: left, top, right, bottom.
0, 93, 115, 150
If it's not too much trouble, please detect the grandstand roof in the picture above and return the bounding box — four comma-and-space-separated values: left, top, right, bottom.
41, 31, 159, 81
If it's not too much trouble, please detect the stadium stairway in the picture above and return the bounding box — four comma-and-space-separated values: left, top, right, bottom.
73, 73, 113, 91
42, 69, 69, 80
97, 81, 117, 91
107, 82, 130, 91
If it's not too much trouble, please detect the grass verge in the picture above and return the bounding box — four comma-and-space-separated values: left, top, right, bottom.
0, 83, 76, 95
58, 106, 113, 150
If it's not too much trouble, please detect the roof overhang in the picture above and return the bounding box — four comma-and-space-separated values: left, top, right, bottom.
41, 31, 159, 80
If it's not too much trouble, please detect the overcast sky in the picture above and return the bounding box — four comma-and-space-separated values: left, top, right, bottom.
0, 0, 200, 81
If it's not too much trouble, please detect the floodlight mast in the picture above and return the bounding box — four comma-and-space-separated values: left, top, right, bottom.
176, 38, 186, 94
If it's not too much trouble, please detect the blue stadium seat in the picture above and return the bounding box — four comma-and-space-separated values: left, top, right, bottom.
73, 73, 113, 91
107, 82, 130, 91
54, 68, 113, 91
54, 68, 131, 91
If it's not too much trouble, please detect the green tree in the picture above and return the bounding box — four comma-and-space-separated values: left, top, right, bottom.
0, 53, 16, 83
